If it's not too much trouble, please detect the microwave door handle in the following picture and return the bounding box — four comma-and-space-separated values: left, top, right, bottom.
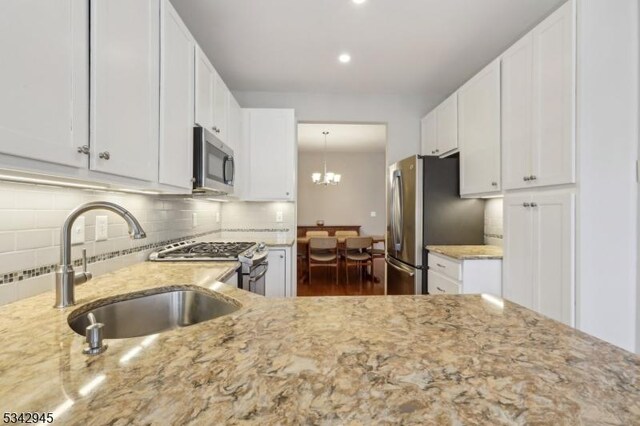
389, 175, 396, 254
228, 156, 235, 184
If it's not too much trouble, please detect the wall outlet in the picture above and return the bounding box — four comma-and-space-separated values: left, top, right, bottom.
96, 215, 108, 241
215, 211, 220, 223
276, 211, 283, 223
71, 216, 85, 245
370, 211, 377, 217
192, 212, 198, 228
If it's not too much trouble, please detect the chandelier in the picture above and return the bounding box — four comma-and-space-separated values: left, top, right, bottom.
311, 131, 342, 185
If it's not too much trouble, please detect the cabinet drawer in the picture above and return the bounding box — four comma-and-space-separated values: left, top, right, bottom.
428, 270, 461, 295
428, 253, 462, 281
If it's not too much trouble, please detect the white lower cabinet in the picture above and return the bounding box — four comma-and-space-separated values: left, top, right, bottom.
503, 190, 575, 325
265, 248, 292, 298
427, 253, 502, 296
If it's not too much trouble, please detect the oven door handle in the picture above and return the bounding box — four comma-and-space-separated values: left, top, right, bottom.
250, 262, 269, 282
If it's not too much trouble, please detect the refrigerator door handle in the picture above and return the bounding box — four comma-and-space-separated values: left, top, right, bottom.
386, 257, 415, 277
392, 170, 403, 252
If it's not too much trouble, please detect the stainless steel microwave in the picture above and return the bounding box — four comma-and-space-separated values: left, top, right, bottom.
193, 127, 234, 195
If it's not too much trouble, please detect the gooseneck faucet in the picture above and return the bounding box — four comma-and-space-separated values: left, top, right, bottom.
54, 201, 147, 308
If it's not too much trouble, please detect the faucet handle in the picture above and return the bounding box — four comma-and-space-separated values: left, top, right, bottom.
82, 249, 88, 273
75, 249, 92, 285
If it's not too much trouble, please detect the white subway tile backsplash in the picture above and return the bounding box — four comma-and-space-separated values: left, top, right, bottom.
484, 198, 504, 247
16, 229, 53, 250
0, 181, 224, 306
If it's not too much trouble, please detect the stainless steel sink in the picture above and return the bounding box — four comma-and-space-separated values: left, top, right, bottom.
68, 287, 240, 339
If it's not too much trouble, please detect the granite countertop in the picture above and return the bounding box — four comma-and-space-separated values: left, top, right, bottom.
427, 245, 504, 260
1, 262, 639, 424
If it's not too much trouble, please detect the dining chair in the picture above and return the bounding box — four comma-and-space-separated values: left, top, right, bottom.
306, 230, 329, 237
343, 237, 373, 284
308, 237, 339, 285
368, 239, 385, 280
335, 230, 359, 237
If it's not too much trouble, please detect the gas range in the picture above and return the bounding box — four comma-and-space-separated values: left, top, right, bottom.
149, 240, 267, 266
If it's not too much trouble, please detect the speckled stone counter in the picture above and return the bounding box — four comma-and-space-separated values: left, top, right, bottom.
1, 261, 639, 425
427, 244, 504, 260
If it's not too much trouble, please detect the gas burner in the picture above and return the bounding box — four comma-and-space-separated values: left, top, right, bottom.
149, 241, 261, 262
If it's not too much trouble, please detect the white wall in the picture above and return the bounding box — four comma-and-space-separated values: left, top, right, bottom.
298, 151, 386, 235
233, 91, 435, 165
576, 0, 639, 351
0, 181, 223, 306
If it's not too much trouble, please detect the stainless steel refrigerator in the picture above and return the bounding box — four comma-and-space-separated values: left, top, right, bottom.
386, 155, 485, 295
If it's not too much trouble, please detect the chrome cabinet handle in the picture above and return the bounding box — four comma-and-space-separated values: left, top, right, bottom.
435, 149, 440, 154
436, 286, 445, 293
530, 202, 538, 207
212, 126, 220, 134
529, 175, 537, 181
491, 182, 498, 187
523, 202, 531, 207
431, 150, 436, 154
523, 176, 531, 181
98, 151, 110, 160
77, 145, 90, 155
436, 263, 446, 268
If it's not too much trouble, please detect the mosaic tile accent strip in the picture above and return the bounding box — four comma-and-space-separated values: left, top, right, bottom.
0, 230, 221, 286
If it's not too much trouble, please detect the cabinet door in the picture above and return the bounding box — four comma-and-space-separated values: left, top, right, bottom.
502, 34, 534, 190
244, 109, 296, 201
420, 111, 438, 156
227, 96, 244, 197
194, 46, 214, 130
265, 250, 287, 298
459, 60, 501, 196
531, 2, 575, 187
90, 0, 160, 181
503, 194, 534, 309
212, 71, 229, 142
159, 0, 194, 189
532, 191, 574, 325
436, 93, 458, 155
0, 0, 88, 168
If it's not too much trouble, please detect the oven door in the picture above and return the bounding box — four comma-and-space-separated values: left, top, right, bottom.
193, 127, 234, 194
243, 261, 268, 295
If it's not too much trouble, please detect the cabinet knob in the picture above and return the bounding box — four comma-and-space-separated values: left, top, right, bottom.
523, 202, 531, 207
431, 150, 436, 154
280, 255, 284, 259
529, 175, 537, 181
435, 149, 440, 154
98, 151, 110, 160
523, 176, 531, 182
212, 126, 220, 134
286, 192, 290, 196
491, 182, 498, 187
77, 145, 90, 155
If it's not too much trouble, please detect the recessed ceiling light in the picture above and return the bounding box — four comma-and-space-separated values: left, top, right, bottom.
352, 0, 366, 4
338, 53, 351, 63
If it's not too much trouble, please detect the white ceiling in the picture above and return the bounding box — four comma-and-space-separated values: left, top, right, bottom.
298, 123, 386, 153
171, 0, 565, 97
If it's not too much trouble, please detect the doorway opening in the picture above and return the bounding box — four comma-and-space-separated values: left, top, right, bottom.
296, 122, 388, 296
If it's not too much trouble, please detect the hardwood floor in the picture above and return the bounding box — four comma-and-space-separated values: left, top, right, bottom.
297, 258, 386, 297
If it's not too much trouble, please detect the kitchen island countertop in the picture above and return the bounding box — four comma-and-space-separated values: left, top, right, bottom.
0, 261, 639, 425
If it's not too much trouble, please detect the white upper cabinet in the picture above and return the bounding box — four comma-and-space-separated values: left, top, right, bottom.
503, 190, 574, 326
459, 59, 501, 196
420, 93, 458, 158
436, 93, 459, 156
159, 0, 194, 190
0, 0, 88, 168
195, 46, 215, 132
420, 111, 437, 156
212, 70, 230, 142
90, 0, 160, 182
502, 2, 574, 190
194, 46, 229, 144
531, 1, 575, 188
243, 109, 296, 201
